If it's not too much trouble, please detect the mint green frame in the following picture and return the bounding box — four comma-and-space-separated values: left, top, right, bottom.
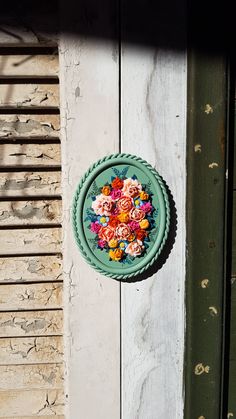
72, 153, 170, 280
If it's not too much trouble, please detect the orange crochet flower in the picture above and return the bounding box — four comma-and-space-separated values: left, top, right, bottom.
136, 229, 148, 241
101, 185, 111, 196
117, 212, 130, 223
109, 216, 120, 228
109, 248, 124, 261
111, 177, 124, 189
140, 191, 149, 200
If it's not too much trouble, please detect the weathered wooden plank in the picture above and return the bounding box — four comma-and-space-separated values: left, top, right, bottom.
0, 114, 60, 139
0, 171, 61, 197
59, 2, 120, 417
0, 283, 62, 311
0, 144, 61, 168
0, 363, 63, 390
0, 416, 64, 419
0, 310, 63, 337
121, 48, 187, 418
0, 336, 63, 365
0, 200, 61, 226
0, 389, 64, 416
0, 255, 62, 283
0, 228, 61, 255
0, 84, 59, 108
0, 55, 59, 77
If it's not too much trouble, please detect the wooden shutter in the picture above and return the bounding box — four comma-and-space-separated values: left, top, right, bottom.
0, 46, 64, 417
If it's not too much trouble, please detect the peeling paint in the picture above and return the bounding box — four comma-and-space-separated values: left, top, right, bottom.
204, 104, 213, 114
209, 162, 219, 169
194, 144, 202, 153
228, 413, 234, 418
194, 363, 210, 375
201, 279, 209, 288
209, 306, 218, 316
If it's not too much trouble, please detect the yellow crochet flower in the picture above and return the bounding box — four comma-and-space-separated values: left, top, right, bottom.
117, 212, 130, 223
109, 248, 124, 261
140, 191, 149, 200
101, 185, 111, 196
139, 219, 149, 229
108, 238, 118, 248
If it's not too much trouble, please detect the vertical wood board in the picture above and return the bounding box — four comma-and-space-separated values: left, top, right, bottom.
59, 2, 120, 418
121, 47, 187, 418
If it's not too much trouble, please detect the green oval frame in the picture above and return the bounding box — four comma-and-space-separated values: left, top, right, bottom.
72, 153, 170, 280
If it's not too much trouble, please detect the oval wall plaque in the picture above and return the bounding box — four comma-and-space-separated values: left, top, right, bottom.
72, 154, 170, 280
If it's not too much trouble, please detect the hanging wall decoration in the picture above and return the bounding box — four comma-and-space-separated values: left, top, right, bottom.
72, 153, 170, 280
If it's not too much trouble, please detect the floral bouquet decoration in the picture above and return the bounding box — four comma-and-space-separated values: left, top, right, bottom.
85, 169, 157, 264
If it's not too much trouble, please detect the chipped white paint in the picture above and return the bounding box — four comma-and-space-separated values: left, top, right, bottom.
0, 200, 61, 226
0, 171, 61, 197
0, 255, 62, 283
0, 389, 64, 416
59, 22, 120, 419
0, 283, 62, 310
0, 228, 61, 254
0, 143, 61, 167
0, 363, 63, 389
194, 144, 202, 153
0, 84, 59, 107
204, 104, 213, 114
0, 54, 59, 76
209, 162, 219, 169
209, 306, 218, 316
0, 310, 63, 337
121, 48, 186, 418
0, 336, 63, 364
194, 364, 210, 375
0, 114, 60, 139
201, 279, 209, 288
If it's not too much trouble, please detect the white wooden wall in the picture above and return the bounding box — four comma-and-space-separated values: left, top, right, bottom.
60, 4, 187, 419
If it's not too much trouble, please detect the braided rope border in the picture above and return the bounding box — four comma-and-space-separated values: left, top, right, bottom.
72, 153, 170, 280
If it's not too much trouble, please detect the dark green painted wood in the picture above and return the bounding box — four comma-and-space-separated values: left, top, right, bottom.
232, 192, 236, 278
227, 71, 236, 415
185, 50, 228, 419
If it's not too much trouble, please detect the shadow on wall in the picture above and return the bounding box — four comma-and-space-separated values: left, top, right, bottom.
0, 0, 234, 55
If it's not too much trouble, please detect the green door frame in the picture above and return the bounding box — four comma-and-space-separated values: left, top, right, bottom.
184, 49, 229, 418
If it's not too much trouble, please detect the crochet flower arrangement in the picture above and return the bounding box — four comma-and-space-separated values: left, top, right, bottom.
85, 171, 157, 263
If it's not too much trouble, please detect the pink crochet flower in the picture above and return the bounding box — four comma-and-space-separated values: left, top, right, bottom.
92, 194, 114, 216
90, 221, 101, 234
97, 239, 107, 248
122, 178, 142, 198
125, 240, 144, 257
111, 189, 122, 200
128, 221, 140, 231
115, 223, 131, 240
140, 202, 153, 214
